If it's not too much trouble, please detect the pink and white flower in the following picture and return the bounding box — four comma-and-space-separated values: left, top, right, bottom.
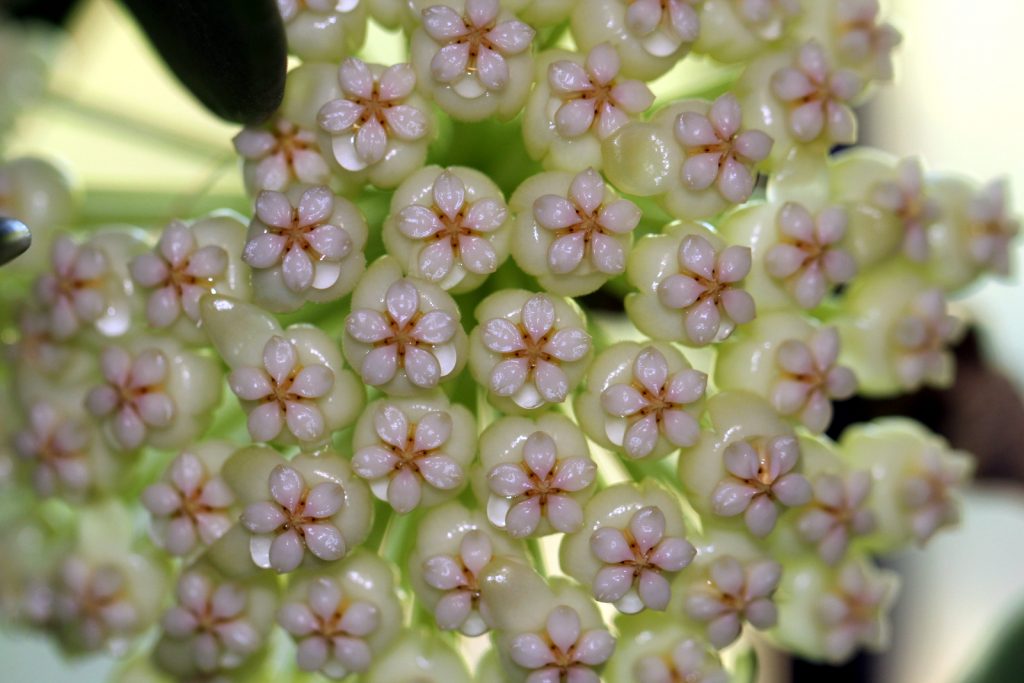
51, 557, 139, 651
392, 168, 508, 286
816, 562, 896, 662
634, 637, 729, 683
419, 0, 535, 97
673, 93, 773, 204
797, 470, 876, 565
589, 506, 696, 612
619, 0, 700, 57
734, 0, 801, 40
599, 346, 706, 459
633, 230, 756, 346
130, 221, 230, 330
833, 0, 902, 81
891, 289, 961, 391
161, 571, 267, 673
421, 530, 495, 635
900, 446, 969, 544
352, 402, 467, 513
473, 292, 592, 409
533, 168, 640, 276
86, 346, 176, 451
965, 178, 1020, 276
346, 279, 459, 389
142, 447, 236, 556
233, 118, 330, 194
770, 41, 862, 144
318, 58, 430, 171
34, 236, 112, 340
278, 576, 380, 677
243, 186, 363, 300
683, 555, 782, 648
771, 327, 857, 432
229, 335, 335, 444
765, 203, 857, 309
508, 604, 616, 682
869, 157, 939, 262
486, 430, 596, 537
13, 401, 94, 497
710, 435, 812, 536
547, 43, 654, 140
241, 464, 350, 573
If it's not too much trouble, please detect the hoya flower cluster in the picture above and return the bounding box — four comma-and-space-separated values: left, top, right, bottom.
0, 1, 1015, 681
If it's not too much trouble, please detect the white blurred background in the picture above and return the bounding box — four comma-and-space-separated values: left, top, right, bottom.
2, 1, 1023, 681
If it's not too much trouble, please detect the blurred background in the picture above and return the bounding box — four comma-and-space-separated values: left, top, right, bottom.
1, 0, 1022, 681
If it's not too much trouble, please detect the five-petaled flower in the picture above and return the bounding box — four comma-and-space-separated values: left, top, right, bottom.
34, 236, 110, 340
765, 203, 858, 309
771, 41, 863, 145
966, 178, 1020, 275
318, 59, 430, 170
86, 346, 175, 451
533, 168, 640, 276
509, 604, 616, 682
241, 465, 349, 573
816, 562, 895, 662
346, 278, 460, 389
278, 576, 380, 677
634, 637, 729, 683
422, 530, 494, 635
487, 430, 596, 537
771, 327, 858, 432
589, 506, 696, 612
243, 187, 357, 295
834, 0, 902, 81
710, 435, 812, 537
901, 447, 968, 544
131, 221, 229, 329
396, 170, 507, 282
142, 450, 236, 556
869, 157, 939, 262
478, 293, 592, 409
233, 118, 330, 193
650, 232, 756, 345
797, 471, 877, 565
52, 557, 138, 651
14, 401, 93, 497
229, 335, 335, 444
352, 403, 464, 513
162, 571, 262, 673
674, 93, 773, 204
623, 0, 700, 57
684, 556, 782, 649
548, 43, 655, 140
891, 289, 960, 391
600, 345, 706, 459
420, 0, 535, 96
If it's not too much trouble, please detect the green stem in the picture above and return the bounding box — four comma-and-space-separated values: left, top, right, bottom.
525, 537, 546, 575
381, 507, 424, 576
366, 500, 393, 553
